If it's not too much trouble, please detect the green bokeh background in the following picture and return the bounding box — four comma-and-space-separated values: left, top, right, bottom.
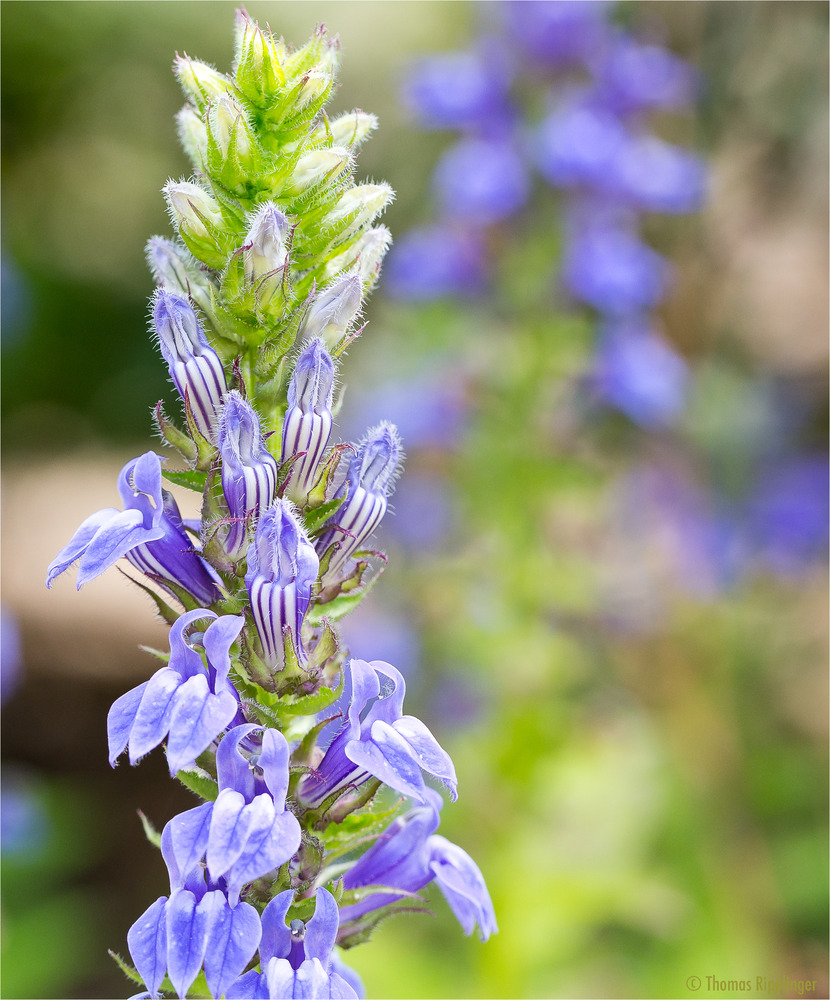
2, 3, 827, 999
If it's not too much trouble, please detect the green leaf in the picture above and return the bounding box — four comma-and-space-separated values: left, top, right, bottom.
302, 494, 346, 535
175, 765, 219, 802
162, 468, 209, 492
137, 810, 162, 848
278, 669, 343, 716
108, 951, 143, 986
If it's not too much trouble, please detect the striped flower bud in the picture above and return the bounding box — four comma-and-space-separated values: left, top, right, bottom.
153, 290, 227, 441
281, 339, 335, 504
146, 237, 214, 320
316, 422, 402, 589
300, 272, 362, 348
216, 392, 278, 559
243, 203, 291, 305
245, 500, 319, 671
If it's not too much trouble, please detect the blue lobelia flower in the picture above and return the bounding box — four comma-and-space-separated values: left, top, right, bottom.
281, 338, 336, 506
502, 0, 610, 68
107, 609, 244, 774
166, 723, 302, 907
298, 658, 457, 809
612, 135, 707, 214
591, 319, 689, 428
46, 450, 221, 604
315, 422, 402, 592
153, 288, 228, 441
128, 821, 262, 1000
385, 224, 487, 301
229, 887, 361, 999
217, 391, 278, 559
535, 98, 629, 192
593, 33, 700, 115
340, 788, 497, 941
562, 221, 670, 316
402, 44, 512, 132
245, 499, 319, 671
434, 137, 530, 224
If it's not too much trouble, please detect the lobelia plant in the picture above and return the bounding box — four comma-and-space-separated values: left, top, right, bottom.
46, 13, 495, 1000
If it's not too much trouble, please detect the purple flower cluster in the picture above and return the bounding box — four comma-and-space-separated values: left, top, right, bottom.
388, 1, 705, 430
49, 290, 495, 999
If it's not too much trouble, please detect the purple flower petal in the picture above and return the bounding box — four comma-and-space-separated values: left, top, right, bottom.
346, 720, 426, 802
392, 715, 458, 801
259, 890, 294, 963
428, 835, 497, 941
165, 888, 212, 999
166, 675, 238, 774
45, 507, 120, 586
258, 727, 291, 808
168, 801, 213, 879
127, 895, 168, 998
203, 893, 262, 998
77, 508, 163, 588
224, 804, 301, 904
107, 682, 148, 767
206, 789, 254, 881
128, 668, 182, 764
303, 887, 339, 965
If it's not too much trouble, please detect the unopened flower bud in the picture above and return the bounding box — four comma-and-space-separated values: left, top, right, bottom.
282, 338, 335, 504
293, 71, 332, 111
217, 392, 278, 559
327, 110, 378, 149
327, 183, 394, 233
146, 237, 214, 319
316, 421, 403, 589
174, 56, 232, 111
301, 272, 362, 348
286, 147, 351, 197
242, 203, 291, 305
233, 11, 287, 99
164, 181, 224, 239
356, 226, 393, 285
245, 500, 319, 670
176, 106, 208, 166
208, 95, 254, 162
153, 289, 227, 440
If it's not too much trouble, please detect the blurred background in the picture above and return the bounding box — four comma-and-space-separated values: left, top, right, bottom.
1, 2, 827, 998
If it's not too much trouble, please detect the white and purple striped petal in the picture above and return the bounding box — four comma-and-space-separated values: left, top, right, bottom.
217, 392, 278, 559
282, 339, 335, 505
153, 289, 227, 441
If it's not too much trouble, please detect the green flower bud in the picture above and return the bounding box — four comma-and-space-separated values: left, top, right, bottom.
164, 181, 223, 238
293, 70, 333, 111
233, 10, 287, 103
327, 183, 394, 237
174, 55, 232, 112
243, 203, 291, 307
326, 110, 378, 149
301, 271, 362, 348
208, 95, 254, 162
176, 106, 208, 166
285, 147, 351, 197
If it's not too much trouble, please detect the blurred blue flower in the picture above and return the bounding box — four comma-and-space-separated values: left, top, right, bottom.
502, 0, 611, 67
402, 44, 512, 131
385, 224, 487, 300
593, 33, 700, 114
435, 137, 530, 223
614, 135, 707, 213
535, 99, 628, 190
747, 454, 829, 576
591, 320, 689, 428
389, 470, 458, 552
563, 224, 670, 315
